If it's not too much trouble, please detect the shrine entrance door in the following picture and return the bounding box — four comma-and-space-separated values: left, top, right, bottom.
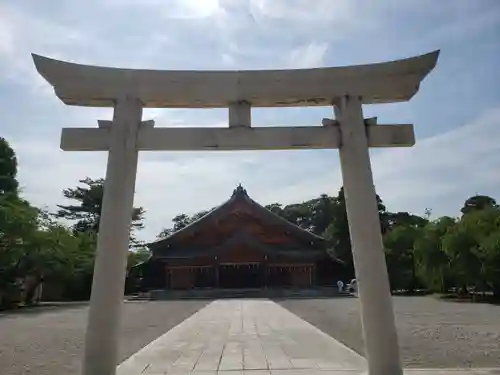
218, 263, 262, 289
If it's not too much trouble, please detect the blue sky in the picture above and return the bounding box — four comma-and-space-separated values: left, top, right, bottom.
1, 0, 500, 241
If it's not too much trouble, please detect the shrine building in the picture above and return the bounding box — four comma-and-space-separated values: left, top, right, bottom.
130, 185, 345, 292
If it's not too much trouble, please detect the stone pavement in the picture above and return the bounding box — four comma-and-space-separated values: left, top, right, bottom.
117, 299, 365, 374
116, 299, 500, 375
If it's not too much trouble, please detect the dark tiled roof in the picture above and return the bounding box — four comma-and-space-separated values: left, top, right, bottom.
154, 226, 327, 260
148, 185, 327, 252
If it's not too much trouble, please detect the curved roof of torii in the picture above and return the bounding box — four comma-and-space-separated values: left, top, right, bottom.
148, 185, 327, 252
31, 50, 439, 108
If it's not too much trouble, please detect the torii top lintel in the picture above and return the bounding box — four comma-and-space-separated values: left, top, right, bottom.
31, 50, 439, 109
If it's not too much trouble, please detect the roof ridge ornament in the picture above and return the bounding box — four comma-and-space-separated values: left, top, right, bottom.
232, 183, 247, 196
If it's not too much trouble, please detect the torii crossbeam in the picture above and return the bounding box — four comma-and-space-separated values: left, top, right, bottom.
61, 121, 415, 151
32, 50, 439, 375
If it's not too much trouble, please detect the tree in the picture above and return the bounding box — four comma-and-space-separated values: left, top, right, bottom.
437, 207, 500, 296
127, 248, 151, 270
441, 224, 481, 294
60, 230, 97, 300
19, 214, 81, 304
413, 216, 455, 293
157, 227, 173, 239
384, 225, 422, 292
0, 195, 39, 307
157, 209, 214, 239
477, 229, 500, 297
280, 202, 313, 230
384, 212, 428, 231
458, 207, 500, 296
412, 209, 500, 297
0, 196, 91, 306
265, 203, 283, 215
461, 195, 497, 215
323, 187, 387, 276
0, 137, 19, 196
309, 194, 338, 235
56, 177, 145, 246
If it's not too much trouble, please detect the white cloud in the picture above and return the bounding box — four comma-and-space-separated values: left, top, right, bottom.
104, 0, 222, 18
371, 106, 500, 215
0, 9, 15, 58
2, 0, 500, 243
422, 2, 500, 45
221, 53, 236, 66
288, 42, 329, 68
0, 4, 91, 94
251, 0, 353, 21
172, 0, 221, 18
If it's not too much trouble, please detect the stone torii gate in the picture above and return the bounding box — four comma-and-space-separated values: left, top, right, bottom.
32, 50, 439, 375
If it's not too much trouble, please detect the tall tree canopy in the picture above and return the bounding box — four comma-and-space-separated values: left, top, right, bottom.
56, 177, 145, 246
0, 196, 39, 295
157, 208, 214, 239
0, 194, 95, 305
461, 195, 497, 215
0, 137, 19, 196
412, 216, 456, 293
322, 187, 387, 273
0, 145, 152, 308
445, 207, 500, 295
384, 225, 422, 292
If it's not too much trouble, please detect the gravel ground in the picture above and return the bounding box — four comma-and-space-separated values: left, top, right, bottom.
0, 300, 209, 375
1, 297, 499, 373
278, 296, 500, 369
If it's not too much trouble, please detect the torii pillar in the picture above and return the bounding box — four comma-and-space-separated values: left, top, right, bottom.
32, 50, 439, 375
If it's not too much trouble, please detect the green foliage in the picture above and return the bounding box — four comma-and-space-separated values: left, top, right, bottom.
127, 247, 151, 270
58, 230, 97, 301
0, 145, 100, 307
157, 208, 214, 239
384, 211, 429, 231
0, 194, 98, 306
56, 177, 146, 246
477, 229, 500, 296
0, 195, 40, 299
461, 195, 497, 215
441, 221, 481, 291
0, 137, 19, 196
322, 188, 387, 273
384, 225, 421, 292
413, 217, 455, 293
455, 207, 500, 295
394, 197, 500, 297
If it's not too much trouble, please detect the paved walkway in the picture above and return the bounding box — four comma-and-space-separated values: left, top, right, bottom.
116, 299, 500, 375
117, 299, 365, 374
